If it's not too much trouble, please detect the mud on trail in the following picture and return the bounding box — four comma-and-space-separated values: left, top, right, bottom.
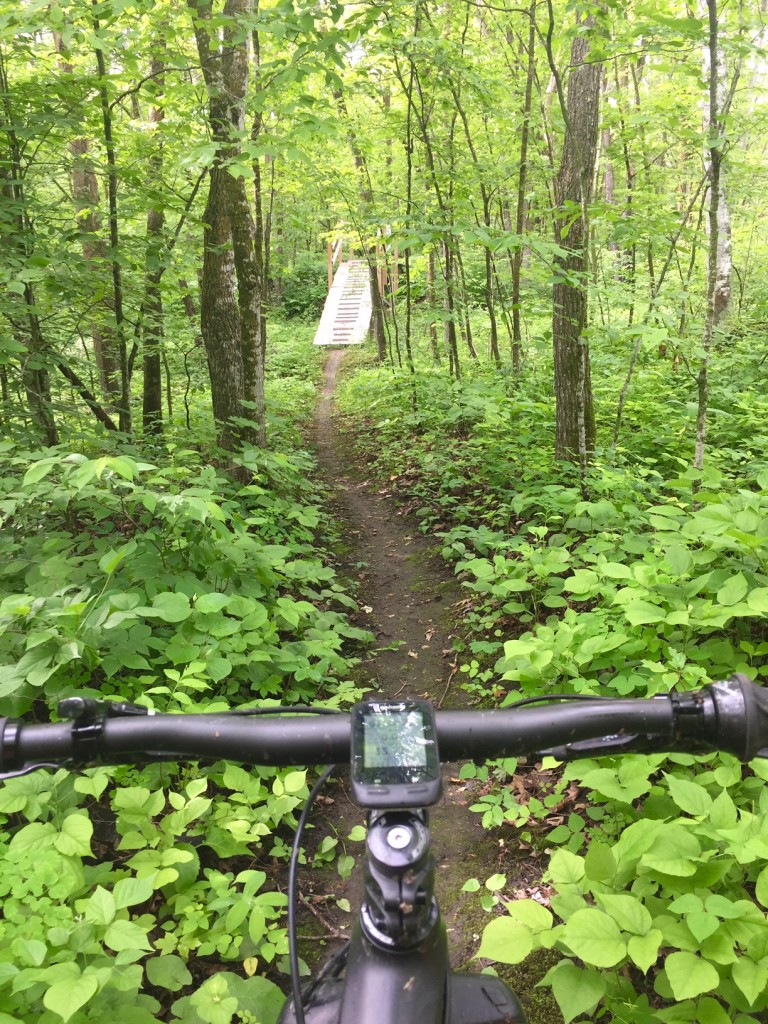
297, 349, 504, 970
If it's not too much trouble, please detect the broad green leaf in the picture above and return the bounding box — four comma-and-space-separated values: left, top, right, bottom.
544, 961, 606, 1024
337, 854, 355, 879
104, 919, 153, 953
221, 973, 284, 1024
584, 842, 615, 883
206, 656, 232, 682
249, 907, 267, 945
562, 909, 626, 967
578, 632, 628, 659
548, 849, 585, 885
664, 774, 713, 817
43, 973, 98, 1022
562, 569, 599, 595
579, 766, 652, 803
717, 573, 748, 606
225, 901, 250, 932
697, 997, 731, 1024
54, 813, 93, 857
748, 587, 768, 613
23, 458, 58, 486
190, 974, 238, 1024
669, 894, 703, 914
476, 916, 534, 964
113, 875, 154, 909
731, 956, 768, 1005
623, 600, 666, 625
98, 540, 137, 575
15, 938, 47, 966
595, 894, 651, 935
500, 638, 537, 659
283, 770, 307, 795
195, 593, 231, 614
485, 873, 506, 892
705, 894, 743, 919
9, 820, 54, 853
640, 825, 701, 876
145, 592, 191, 623
463, 558, 494, 579
665, 543, 693, 577
755, 865, 768, 908
686, 911, 720, 943
146, 955, 192, 992
664, 951, 719, 999
627, 929, 662, 973
503, 899, 552, 932
599, 562, 632, 579
85, 886, 116, 926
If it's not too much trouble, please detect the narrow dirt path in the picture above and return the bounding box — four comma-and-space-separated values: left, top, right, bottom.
302, 349, 502, 967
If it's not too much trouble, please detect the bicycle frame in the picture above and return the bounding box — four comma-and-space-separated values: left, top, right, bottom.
278, 808, 526, 1024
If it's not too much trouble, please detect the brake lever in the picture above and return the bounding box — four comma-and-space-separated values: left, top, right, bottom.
539, 732, 693, 761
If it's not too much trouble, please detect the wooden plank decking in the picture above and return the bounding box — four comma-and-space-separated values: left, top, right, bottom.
313, 259, 372, 346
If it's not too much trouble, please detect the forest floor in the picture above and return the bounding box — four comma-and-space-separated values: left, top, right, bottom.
293, 350, 561, 1022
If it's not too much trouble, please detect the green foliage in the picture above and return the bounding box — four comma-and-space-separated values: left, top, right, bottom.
337, 336, 768, 1021
279, 255, 329, 319
0, 406, 371, 1020
0, 442, 370, 713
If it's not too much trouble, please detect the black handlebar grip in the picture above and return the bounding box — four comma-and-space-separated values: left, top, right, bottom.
708, 674, 768, 760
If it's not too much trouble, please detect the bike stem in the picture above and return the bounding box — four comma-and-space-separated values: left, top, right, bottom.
360, 809, 440, 949
279, 807, 526, 1024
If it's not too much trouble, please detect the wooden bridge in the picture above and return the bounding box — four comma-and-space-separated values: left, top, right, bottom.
313, 240, 372, 347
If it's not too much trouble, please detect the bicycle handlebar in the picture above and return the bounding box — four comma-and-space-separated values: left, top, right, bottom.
1, 675, 767, 778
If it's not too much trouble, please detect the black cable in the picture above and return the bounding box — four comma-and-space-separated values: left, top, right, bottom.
287, 763, 336, 1024
223, 705, 343, 717
498, 693, 608, 709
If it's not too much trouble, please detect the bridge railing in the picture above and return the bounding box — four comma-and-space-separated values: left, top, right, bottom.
327, 238, 345, 288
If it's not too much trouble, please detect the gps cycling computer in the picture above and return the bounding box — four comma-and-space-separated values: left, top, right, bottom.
350, 699, 442, 808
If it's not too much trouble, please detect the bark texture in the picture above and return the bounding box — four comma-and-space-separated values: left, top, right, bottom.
552, 24, 600, 463
142, 51, 166, 435
189, 0, 266, 448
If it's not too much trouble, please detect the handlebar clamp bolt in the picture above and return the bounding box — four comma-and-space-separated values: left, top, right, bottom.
387, 826, 411, 850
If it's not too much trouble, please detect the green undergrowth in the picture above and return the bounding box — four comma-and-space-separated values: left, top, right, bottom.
0, 326, 372, 1023
336, 340, 768, 1024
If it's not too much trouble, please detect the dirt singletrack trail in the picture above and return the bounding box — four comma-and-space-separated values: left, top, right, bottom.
304, 348, 502, 967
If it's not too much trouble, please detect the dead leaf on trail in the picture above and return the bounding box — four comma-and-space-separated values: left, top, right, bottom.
507, 885, 554, 907
362, 605, 373, 614
407, 651, 419, 659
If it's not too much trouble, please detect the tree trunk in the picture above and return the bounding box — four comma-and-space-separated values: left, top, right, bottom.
512, 0, 536, 374
552, 20, 600, 464
698, 0, 732, 325
427, 249, 440, 363
142, 51, 165, 436
443, 241, 461, 379
22, 283, 58, 446
0, 60, 59, 446
201, 167, 245, 451
189, 0, 265, 449
694, 0, 725, 471
92, 1, 131, 433
69, 138, 121, 404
